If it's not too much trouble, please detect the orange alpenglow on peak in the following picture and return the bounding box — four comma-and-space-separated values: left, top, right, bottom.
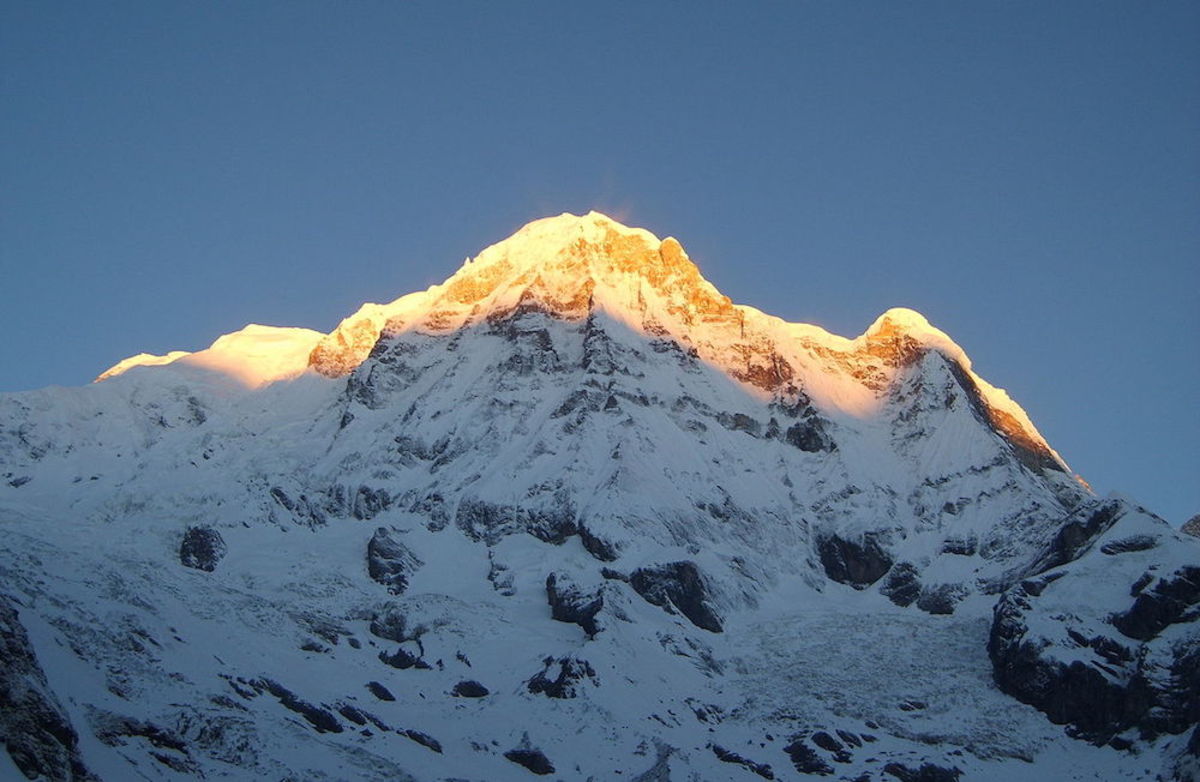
92, 211, 1066, 475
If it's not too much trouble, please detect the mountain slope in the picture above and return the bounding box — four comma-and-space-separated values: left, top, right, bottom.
1, 212, 1195, 781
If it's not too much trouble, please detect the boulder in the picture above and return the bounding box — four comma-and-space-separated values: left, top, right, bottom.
179, 526, 226, 572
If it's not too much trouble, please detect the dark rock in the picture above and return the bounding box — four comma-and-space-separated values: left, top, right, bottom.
179, 526, 226, 572
352, 485, 391, 520
629, 561, 723, 633
881, 762, 962, 782
783, 737, 834, 775
0, 597, 100, 781
400, 728, 442, 753
811, 731, 842, 752
916, 583, 967, 616
336, 705, 369, 725
379, 644, 430, 670
810, 730, 852, 762
526, 656, 598, 699
1100, 535, 1159, 555
785, 417, 835, 453
836, 730, 863, 748
716, 411, 762, 437
940, 537, 976, 556
817, 533, 893, 589
450, 680, 489, 698
986, 576, 1195, 742
880, 562, 921, 607
1023, 500, 1123, 577
365, 681, 395, 701
369, 605, 415, 643
504, 742, 555, 775
546, 572, 604, 637
366, 528, 423, 595
578, 523, 620, 561
455, 497, 577, 546
251, 679, 342, 733
1020, 571, 1066, 597
1182, 515, 1200, 538
1111, 566, 1200, 642
710, 743, 774, 779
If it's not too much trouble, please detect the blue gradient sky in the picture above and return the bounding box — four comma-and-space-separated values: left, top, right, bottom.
2, 2, 1197, 523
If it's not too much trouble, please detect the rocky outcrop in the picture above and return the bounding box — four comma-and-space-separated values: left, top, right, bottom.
0, 597, 99, 781
545, 572, 604, 637
250, 679, 342, 733
1019, 499, 1124, 578
817, 533, 892, 589
880, 562, 921, 607
629, 561, 723, 633
989, 501, 1200, 744
179, 525, 227, 572
450, 680, 489, 698
709, 744, 774, 779
366, 528, 423, 595
783, 736, 834, 775
1183, 515, 1200, 538
455, 498, 576, 546
504, 734, 554, 775
526, 656, 598, 699
1111, 565, 1200, 642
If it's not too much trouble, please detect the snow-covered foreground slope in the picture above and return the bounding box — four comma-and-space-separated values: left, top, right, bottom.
1, 212, 1196, 780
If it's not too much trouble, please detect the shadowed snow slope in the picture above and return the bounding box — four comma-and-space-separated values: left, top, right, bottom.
2, 213, 1195, 781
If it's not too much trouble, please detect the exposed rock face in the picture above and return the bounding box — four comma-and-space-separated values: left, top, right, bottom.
783, 736, 834, 775
450, 680, 489, 698
545, 572, 604, 637
989, 499, 1200, 743
817, 533, 893, 590
629, 561, 723, 633
1111, 565, 1200, 642
0, 597, 99, 781
179, 525, 227, 572
366, 527, 423, 595
1182, 514, 1200, 538
880, 562, 921, 607
504, 734, 554, 775
526, 656, 598, 699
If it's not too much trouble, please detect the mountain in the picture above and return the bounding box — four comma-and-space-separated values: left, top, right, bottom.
1, 212, 1196, 781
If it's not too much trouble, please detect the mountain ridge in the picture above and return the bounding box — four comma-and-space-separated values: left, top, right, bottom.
98, 211, 1069, 479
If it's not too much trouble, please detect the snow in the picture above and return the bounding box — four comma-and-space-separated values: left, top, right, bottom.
99, 323, 324, 388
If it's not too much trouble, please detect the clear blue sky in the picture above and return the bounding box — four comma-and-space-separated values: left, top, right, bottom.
2, 2, 1197, 524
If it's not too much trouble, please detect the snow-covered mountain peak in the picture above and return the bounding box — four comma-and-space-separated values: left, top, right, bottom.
6, 214, 1196, 782
309, 212, 730, 377
97, 323, 322, 388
